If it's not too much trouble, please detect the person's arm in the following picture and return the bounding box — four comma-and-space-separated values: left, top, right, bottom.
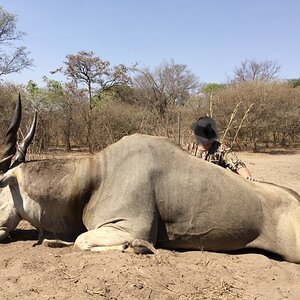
222, 147, 256, 181
237, 167, 256, 181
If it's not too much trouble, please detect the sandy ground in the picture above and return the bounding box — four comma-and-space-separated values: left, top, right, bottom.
0, 151, 300, 299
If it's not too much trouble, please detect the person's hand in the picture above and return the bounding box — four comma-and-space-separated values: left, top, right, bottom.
246, 176, 256, 181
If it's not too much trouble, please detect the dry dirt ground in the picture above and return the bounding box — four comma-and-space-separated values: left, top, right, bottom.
0, 150, 300, 299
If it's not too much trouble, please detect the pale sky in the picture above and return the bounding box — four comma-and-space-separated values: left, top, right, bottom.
1, 0, 300, 86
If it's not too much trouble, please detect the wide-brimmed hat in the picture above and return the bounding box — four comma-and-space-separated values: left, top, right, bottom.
191, 116, 218, 145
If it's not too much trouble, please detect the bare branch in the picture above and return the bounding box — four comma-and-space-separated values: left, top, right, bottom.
230, 103, 254, 147
0, 47, 33, 76
0, 7, 33, 78
233, 59, 281, 83
220, 102, 241, 143
0, 7, 25, 44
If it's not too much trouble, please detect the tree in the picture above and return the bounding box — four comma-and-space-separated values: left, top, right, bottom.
133, 67, 168, 117
157, 60, 200, 105
0, 6, 33, 78
232, 59, 280, 83
133, 60, 201, 117
202, 83, 227, 116
25, 78, 87, 151
63, 51, 132, 151
211, 81, 300, 151
25, 80, 50, 151
42, 77, 74, 150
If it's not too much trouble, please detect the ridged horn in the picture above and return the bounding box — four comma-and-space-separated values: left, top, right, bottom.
0, 94, 22, 173
15, 110, 37, 163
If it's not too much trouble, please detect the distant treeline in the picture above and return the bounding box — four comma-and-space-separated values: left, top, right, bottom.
0, 78, 299, 154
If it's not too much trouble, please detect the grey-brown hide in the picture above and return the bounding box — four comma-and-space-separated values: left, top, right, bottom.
10, 157, 98, 239
1, 134, 300, 263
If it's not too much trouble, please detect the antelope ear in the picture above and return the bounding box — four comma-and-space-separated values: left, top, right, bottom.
0, 172, 17, 188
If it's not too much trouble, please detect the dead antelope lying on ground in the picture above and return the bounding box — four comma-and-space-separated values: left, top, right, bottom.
0, 96, 300, 263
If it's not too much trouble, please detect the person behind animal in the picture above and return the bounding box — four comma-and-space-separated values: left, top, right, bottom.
185, 116, 255, 181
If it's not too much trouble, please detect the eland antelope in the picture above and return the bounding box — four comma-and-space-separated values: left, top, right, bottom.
0, 96, 300, 263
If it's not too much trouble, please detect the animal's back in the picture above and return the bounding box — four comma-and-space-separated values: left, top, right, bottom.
85, 134, 264, 250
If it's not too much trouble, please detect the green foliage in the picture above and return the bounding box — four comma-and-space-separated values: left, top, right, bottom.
288, 78, 300, 88
25, 80, 41, 98
203, 83, 226, 95
93, 85, 135, 107
42, 77, 64, 104
25, 78, 64, 112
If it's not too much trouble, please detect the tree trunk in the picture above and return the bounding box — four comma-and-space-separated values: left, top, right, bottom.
64, 110, 71, 151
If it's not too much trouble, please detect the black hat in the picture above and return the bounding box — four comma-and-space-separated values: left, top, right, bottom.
191, 116, 218, 145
